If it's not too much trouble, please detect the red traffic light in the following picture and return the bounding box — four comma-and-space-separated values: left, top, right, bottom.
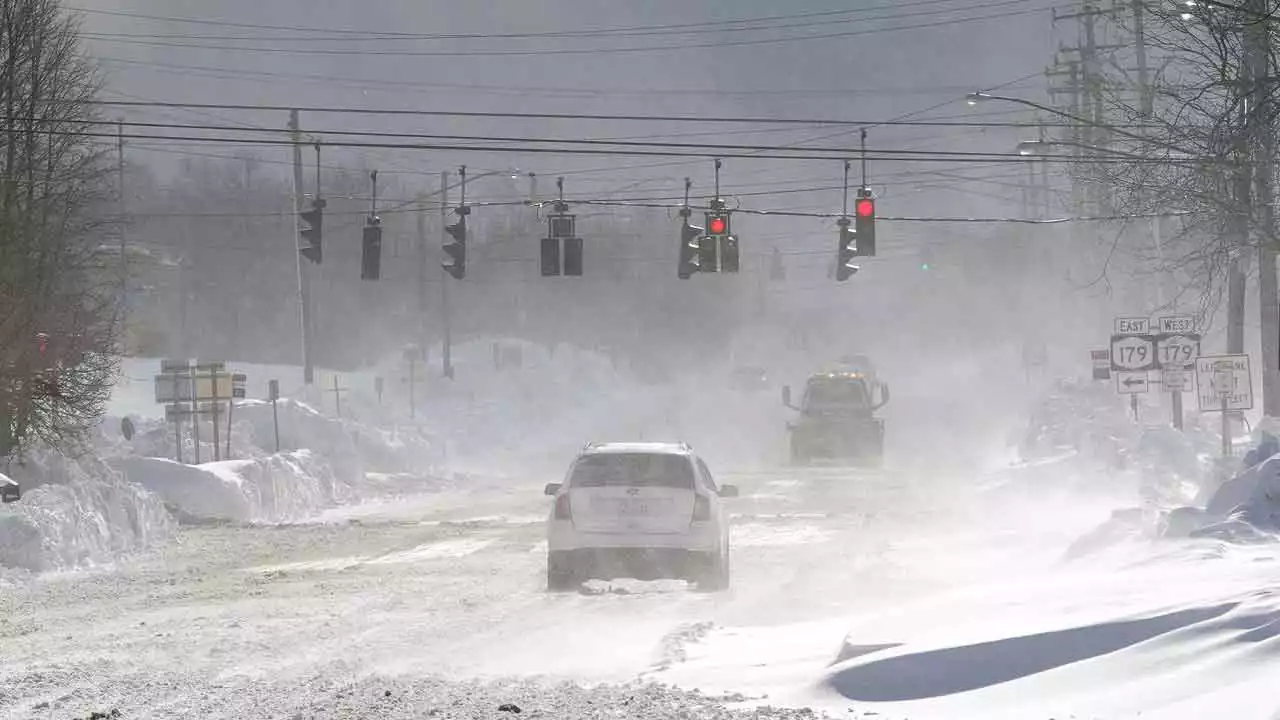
708, 216, 727, 235
855, 198, 875, 218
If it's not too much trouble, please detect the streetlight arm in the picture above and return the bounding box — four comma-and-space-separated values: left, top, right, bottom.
969, 92, 1193, 156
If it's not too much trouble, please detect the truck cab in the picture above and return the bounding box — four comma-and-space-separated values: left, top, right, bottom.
783, 371, 888, 466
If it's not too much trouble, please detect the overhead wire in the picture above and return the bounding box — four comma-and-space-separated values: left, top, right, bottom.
76, 0, 1063, 56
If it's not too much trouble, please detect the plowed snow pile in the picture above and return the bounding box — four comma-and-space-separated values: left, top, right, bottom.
0, 449, 174, 573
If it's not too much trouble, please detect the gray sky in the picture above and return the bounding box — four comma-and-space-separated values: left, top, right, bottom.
77, 0, 1059, 217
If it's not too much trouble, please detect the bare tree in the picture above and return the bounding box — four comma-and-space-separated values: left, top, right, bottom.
0, 0, 120, 458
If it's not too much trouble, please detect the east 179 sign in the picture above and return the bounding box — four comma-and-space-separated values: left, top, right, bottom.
1110, 334, 1156, 371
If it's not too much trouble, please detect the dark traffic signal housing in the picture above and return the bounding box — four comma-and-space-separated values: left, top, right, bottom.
541, 207, 583, 277
361, 216, 383, 280
299, 198, 325, 264
836, 217, 858, 281
678, 219, 703, 279
443, 205, 469, 279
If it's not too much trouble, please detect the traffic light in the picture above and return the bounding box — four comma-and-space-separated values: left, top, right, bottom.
721, 235, 740, 273
854, 191, 875, 257
299, 198, 325, 264
836, 217, 858, 281
678, 221, 703, 279
542, 212, 582, 277
443, 206, 469, 279
361, 217, 383, 280
563, 237, 583, 276
707, 212, 730, 238
540, 237, 560, 277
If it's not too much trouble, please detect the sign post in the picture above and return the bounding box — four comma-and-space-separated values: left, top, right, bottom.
269, 379, 281, 453
1196, 354, 1253, 458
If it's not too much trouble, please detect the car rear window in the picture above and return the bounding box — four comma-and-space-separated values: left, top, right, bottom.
569, 453, 694, 489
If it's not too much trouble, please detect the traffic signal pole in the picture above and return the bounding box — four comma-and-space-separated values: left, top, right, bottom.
289, 110, 315, 385
440, 170, 453, 380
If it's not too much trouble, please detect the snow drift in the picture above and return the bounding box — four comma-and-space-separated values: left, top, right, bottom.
111, 451, 349, 524
0, 451, 174, 572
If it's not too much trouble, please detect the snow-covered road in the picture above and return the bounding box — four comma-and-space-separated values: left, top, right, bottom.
3, 462, 1278, 719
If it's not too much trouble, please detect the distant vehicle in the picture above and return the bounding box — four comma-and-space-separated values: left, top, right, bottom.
783, 371, 889, 467
730, 365, 769, 392
1, 474, 19, 503
544, 442, 738, 592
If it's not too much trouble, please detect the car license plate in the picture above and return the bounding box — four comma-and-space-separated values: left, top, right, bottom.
590, 498, 669, 516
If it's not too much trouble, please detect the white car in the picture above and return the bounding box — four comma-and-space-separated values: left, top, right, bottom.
544, 442, 738, 591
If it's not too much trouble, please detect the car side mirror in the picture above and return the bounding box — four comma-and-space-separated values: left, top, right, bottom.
782, 385, 792, 407
543, 482, 562, 496
718, 484, 740, 498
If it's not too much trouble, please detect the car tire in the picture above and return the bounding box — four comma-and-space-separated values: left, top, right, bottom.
546, 553, 580, 592
694, 548, 730, 592
790, 439, 810, 466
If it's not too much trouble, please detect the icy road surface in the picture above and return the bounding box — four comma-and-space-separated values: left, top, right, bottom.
2, 465, 1278, 719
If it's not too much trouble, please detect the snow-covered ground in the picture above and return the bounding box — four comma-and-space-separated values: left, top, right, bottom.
3, 350, 1280, 718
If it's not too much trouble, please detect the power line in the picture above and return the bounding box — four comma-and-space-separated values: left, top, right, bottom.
68, 0, 1011, 40
96, 55, 1039, 104
79, 0, 1047, 45
78, 99, 1156, 129
80, 3, 1063, 57
22, 115, 1121, 160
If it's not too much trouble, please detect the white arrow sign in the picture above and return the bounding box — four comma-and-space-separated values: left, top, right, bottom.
1116, 370, 1149, 394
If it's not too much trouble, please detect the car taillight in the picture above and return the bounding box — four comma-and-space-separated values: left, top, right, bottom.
554, 493, 572, 520
692, 494, 711, 522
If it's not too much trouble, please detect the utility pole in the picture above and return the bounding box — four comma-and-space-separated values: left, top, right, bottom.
417, 195, 429, 361
440, 170, 453, 379
1131, 0, 1152, 118
117, 119, 127, 292
1246, 0, 1279, 416
289, 110, 315, 385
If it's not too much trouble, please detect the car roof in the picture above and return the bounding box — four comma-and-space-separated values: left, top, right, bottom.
579, 441, 695, 457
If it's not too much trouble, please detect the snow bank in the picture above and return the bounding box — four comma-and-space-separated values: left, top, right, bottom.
819, 540, 1280, 720
112, 451, 351, 523
0, 453, 174, 572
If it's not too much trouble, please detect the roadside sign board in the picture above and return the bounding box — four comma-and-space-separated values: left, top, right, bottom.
1114, 317, 1150, 335
1110, 334, 1156, 371
1195, 354, 1253, 411
1158, 315, 1196, 334
231, 373, 247, 399
154, 375, 192, 403
1115, 370, 1149, 394
1155, 333, 1201, 369
160, 358, 189, 373
1091, 349, 1111, 381
268, 379, 280, 402
1162, 368, 1192, 392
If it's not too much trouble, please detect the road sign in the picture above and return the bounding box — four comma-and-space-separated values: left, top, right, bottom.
1195, 354, 1253, 411
1091, 349, 1111, 381
231, 373, 247, 400
1156, 333, 1201, 369
1115, 370, 1149, 394
1114, 317, 1150, 334
160, 358, 189, 373
1111, 334, 1156, 371
268, 379, 280, 402
1158, 315, 1196, 334
1162, 368, 1191, 392
154, 375, 193, 403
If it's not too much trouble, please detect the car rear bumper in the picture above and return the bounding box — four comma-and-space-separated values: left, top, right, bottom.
550, 547, 717, 581
548, 522, 721, 553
